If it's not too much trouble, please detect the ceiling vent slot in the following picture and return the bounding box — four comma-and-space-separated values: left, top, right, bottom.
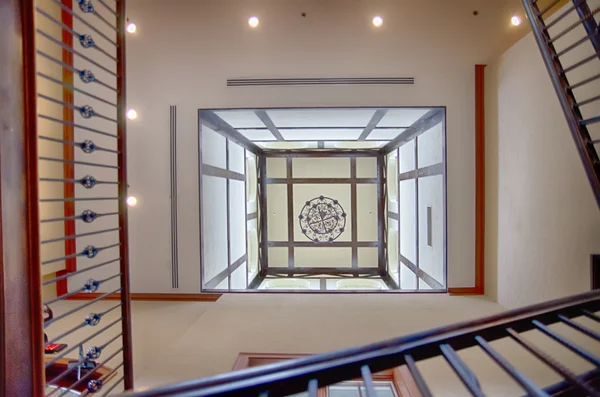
227, 77, 414, 87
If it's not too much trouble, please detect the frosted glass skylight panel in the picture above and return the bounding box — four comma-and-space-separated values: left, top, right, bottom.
280, 128, 362, 140
213, 110, 265, 128
266, 109, 376, 128
238, 129, 277, 141
258, 141, 318, 149
329, 141, 387, 149
367, 128, 406, 140
378, 108, 431, 127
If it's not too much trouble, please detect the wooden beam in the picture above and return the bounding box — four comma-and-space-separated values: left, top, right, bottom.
199, 110, 262, 154
248, 274, 264, 290
267, 241, 377, 248
400, 255, 444, 290
382, 109, 444, 153
266, 268, 380, 276
287, 157, 294, 268
265, 177, 378, 184
259, 156, 269, 272
398, 163, 444, 181
475, 64, 486, 295
351, 158, 358, 267
448, 65, 486, 295
203, 164, 245, 181
387, 211, 399, 220
0, 0, 44, 394
358, 109, 387, 140
255, 110, 284, 141
263, 150, 379, 158
377, 156, 386, 275
65, 293, 222, 302
204, 254, 248, 290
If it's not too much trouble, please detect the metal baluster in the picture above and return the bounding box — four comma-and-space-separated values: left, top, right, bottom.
439, 344, 485, 397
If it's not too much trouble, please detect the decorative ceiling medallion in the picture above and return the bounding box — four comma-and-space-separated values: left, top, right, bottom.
298, 196, 346, 242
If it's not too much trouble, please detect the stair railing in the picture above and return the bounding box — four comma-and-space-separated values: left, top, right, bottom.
522, 0, 600, 207
121, 291, 600, 397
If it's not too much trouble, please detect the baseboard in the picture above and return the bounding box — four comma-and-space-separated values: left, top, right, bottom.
447, 287, 483, 295
64, 292, 222, 302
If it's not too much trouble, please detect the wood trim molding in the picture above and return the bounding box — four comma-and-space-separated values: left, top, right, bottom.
0, 0, 44, 393
64, 293, 222, 302
59, 0, 76, 297
449, 64, 486, 296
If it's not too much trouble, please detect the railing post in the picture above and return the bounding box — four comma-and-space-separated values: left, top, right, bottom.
116, 0, 135, 390
0, 0, 44, 396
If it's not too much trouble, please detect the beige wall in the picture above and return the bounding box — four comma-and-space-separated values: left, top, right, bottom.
485, 2, 600, 308
124, 0, 535, 292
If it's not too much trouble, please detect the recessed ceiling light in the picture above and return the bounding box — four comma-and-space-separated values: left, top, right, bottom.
126, 196, 138, 207
511, 15, 521, 26
126, 109, 137, 120
372, 16, 383, 27
126, 22, 137, 33
248, 16, 259, 28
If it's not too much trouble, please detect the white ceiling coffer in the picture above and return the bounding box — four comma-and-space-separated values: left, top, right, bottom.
226, 77, 415, 87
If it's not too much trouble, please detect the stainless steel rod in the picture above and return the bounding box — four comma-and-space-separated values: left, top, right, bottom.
39, 114, 119, 138
38, 136, 119, 153
45, 317, 122, 368
44, 272, 124, 305
97, 0, 118, 17
78, 362, 124, 397
97, 375, 124, 397
39, 157, 119, 169
43, 258, 121, 286
41, 211, 119, 224
45, 288, 122, 328
50, 0, 117, 46
36, 8, 116, 60
42, 243, 121, 265
92, 10, 118, 32
55, 348, 124, 397
40, 198, 120, 204
37, 72, 117, 107
36, 30, 116, 76
36, 50, 117, 92
37, 95, 118, 123
40, 178, 118, 185
41, 228, 121, 244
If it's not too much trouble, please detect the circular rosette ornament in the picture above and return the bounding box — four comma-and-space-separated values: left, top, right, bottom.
298, 196, 347, 243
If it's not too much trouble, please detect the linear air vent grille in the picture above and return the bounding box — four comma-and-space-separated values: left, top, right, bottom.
227, 77, 414, 87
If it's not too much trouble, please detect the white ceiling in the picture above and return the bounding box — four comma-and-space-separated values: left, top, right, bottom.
207, 107, 437, 145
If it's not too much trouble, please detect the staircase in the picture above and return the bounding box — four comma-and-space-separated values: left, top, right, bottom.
121, 292, 600, 396
522, 0, 600, 208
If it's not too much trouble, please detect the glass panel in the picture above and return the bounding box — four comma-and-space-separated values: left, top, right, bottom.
328, 385, 361, 397
399, 179, 416, 264
417, 122, 443, 169
360, 385, 397, 397
399, 139, 415, 173
418, 175, 444, 289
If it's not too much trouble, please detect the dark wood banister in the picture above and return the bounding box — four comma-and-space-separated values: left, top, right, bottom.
122, 290, 600, 397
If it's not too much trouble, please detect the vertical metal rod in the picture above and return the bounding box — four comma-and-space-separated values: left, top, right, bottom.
116, 0, 134, 389
475, 336, 549, 397
414, 137, 420, 288
440, 344, 485, 397
405, 354, 434, 397
532, 320, 600, 366
351, 158, 358, 268
360, 365, 377, 397
507, 327, 600, 396
226, 139, 231, 289
558, 314, 600, 341
307, 379, 318, 397
287, 156, 294, 268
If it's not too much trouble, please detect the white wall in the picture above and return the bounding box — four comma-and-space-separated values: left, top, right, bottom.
485, 1, 600, 308
125, 0, 527, 292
